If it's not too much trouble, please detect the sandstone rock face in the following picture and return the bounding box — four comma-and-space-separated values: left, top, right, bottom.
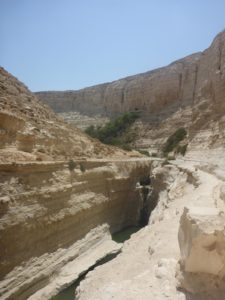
59, 111, 109, 130
0, 67, 130, 162
0, 67, 149, 300
36, 53, 201, 118
74, 159, 225, 300
178, 206, 225, 299
74, 163, 197, 300
2, 30, 225, 300
28, 224, 122, 300
179, 206, 225, 275
0, 157, 152, 299
36, 30, 225, 151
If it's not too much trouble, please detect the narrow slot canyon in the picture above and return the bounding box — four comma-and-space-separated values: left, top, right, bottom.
0, 158, 157, 300
51, 251, 121, 300
51, 228, 139, 300
51, 168, 159, 300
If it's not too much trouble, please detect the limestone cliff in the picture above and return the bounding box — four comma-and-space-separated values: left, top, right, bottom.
75, 159, 225, 300
1, 29, 225, 300
0, 158, 152, 300
35, 52, 201, 117
0, 67, 129, 162
0, 68, 151, 300
36, 29, 225, 152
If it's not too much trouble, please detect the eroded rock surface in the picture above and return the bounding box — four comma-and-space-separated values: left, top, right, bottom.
0, 68, 149, 300
36, 30, 225, 152
2, 29, 225, 300
177, 206, 225, 299
75, 160, 225, 300
0, 67, 132, 162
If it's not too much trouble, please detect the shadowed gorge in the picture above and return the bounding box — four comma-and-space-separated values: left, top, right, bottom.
1, 28, 225, 300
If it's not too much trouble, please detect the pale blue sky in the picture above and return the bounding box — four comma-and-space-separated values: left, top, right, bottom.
1, 0, 225, 91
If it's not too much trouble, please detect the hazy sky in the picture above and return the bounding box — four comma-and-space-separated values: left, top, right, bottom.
1, 0, 225, 92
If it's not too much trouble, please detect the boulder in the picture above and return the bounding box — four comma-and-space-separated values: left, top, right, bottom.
178, 206, 225, 297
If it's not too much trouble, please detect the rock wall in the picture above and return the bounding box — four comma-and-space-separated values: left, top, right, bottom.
0, 67, 130, 162
74, 159, 225, 300
1, 29, 225, 300
178, 206, 225, 299
0, 67, 147, 299
0, 158, 152, 299
36, 29, 225, 151
35, 53, 201, 118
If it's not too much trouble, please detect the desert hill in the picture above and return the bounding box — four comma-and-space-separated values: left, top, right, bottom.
36, 29, 225, 153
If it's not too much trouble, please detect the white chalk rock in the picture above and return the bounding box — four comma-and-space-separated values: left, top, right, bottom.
178, 206, 225, 276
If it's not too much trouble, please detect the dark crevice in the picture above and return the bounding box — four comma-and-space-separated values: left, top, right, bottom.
121, 90, 125, 104
192, 64, 198, 103
138, 174, 157, 227
51, 172, 156, 300
218, 35, 222, 76
139, 186, 151, 226
139, 174, 151, 186
52, 252, 121, 300
179, 73, 183, 100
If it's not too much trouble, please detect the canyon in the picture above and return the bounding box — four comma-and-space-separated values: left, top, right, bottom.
1, 29, 225, 300
36, 29, 225, 153
0, 67, 152, 299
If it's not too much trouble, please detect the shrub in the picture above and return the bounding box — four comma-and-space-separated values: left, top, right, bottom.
138, 149, 150, 157
85, 125, 96, 138
85, 111, 140, 149
121, 144, 132, 151
176, 144, 188, 156
163, 128, 187, 155
150, 152, 157, 157
68, 159, 76, 171
80, 163, 86, 173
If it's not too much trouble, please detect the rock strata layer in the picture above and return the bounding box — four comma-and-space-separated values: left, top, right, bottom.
0, 158, 152, 300
75, 160, 225, 300
36, 30, 225, 151
0, 67, 147, 300
1, 29, 225, 300
178, 206, 225, 299
0, 67, 131, 162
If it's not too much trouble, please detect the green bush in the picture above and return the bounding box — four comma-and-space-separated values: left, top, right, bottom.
85, 111, 140, 149
176, 144, 188, 156
68, 159, 76, 171
85, 125, 97, 138
137, 149, 150, 157
163, 128, 187, 155
80, 163, 86, 173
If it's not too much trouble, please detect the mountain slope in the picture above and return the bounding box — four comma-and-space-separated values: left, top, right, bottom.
36, 29, 225, 153
0, 67, 128, 162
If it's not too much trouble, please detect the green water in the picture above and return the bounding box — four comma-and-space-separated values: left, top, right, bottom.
52, 283, 77, 300
51, 226, 141, 300
112, 226, 141, 243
